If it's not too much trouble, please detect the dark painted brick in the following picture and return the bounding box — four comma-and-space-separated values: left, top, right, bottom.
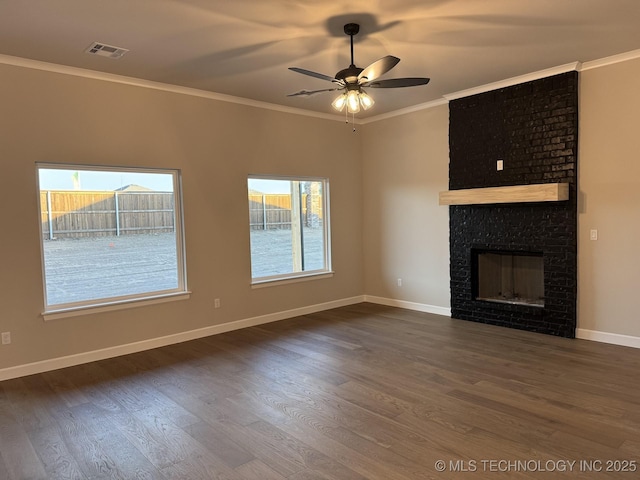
448, 71, 578, 338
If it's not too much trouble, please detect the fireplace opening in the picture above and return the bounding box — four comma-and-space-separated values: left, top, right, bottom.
473, 250, 544, 307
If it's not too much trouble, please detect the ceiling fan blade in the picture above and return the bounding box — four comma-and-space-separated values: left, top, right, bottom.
357, 55, 400, 83
286, 88, 341, 97
288, 67, 337, 83
362, 77, 431, 88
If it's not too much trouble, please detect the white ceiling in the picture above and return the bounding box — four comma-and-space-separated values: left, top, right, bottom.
1, 0, 640, 119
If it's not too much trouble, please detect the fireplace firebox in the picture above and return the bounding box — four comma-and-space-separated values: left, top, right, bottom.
473, 250, 544, 307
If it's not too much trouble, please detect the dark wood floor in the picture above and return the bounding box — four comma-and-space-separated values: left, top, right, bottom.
1, 303, 639, 479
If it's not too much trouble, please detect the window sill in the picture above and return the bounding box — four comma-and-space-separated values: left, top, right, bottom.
251, 271, 334, 289
42, 291, 191, 321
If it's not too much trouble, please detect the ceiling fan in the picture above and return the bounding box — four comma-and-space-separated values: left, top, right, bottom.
287, 23, 430, 114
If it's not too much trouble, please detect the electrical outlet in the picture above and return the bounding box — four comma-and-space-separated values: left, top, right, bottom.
1, 332, 10, 345
590, 229, 598, 241
397, 278, 402, 287
497, 160, 504, 171
214, 298, 221, 309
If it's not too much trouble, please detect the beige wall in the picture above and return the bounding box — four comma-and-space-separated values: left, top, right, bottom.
0, 63, 363, 369
578, 58, 640, 337
361, 106, 451, 310
2, 54, 639, 373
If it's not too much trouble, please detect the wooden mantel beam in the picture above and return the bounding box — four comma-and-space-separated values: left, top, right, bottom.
439, 183, 569, 206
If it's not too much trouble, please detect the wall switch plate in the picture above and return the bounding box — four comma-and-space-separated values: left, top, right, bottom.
397, 278, 402, 287
497, 160, 504, 171
1, 332, 10, 345
590, 229, 598, 241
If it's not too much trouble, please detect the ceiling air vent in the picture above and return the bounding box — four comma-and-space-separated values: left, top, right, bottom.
85, 42, 128, 59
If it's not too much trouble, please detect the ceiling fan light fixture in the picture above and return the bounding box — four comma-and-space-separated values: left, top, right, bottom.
288, 23, 429, 119
346, 89, 361, 113
359, 90, 375, 110
331, 92, 347, 112
333, 88, 375, 114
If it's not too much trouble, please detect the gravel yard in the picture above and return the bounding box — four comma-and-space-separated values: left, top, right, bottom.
249, 227, 325, 277
43, 228, 325, 305
42, 233, 179, 305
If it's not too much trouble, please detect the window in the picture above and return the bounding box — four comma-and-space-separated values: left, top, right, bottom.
248, 176, 331, 283
37, 164, 188, 315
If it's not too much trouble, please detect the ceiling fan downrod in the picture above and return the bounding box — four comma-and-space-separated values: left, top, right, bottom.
344, 23, 359, 67
335, 23, 364, 84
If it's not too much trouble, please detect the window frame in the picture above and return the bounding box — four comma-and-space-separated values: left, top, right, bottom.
248, 174, 332, 286
36, 163, 189, 319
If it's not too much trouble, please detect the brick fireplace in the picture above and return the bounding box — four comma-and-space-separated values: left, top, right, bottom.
447, 71, 578, 338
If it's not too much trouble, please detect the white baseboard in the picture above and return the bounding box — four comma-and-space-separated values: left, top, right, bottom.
365, 298, 640, 350
0, 295, 365, 381
5, 297, 635, 381
364, 295, 451, 317
576, 328, 640, 349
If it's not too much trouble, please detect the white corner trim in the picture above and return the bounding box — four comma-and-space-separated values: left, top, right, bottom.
576, 328, 640, 349
364, 295, 451, 317
579, 48, 640, 71
444, 62, 581, 101
0, 295, 365, 381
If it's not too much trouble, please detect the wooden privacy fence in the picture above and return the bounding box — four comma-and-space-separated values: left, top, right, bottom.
248, 193, 323, 230
41, 190, 323, 239
40, 191, 175, 239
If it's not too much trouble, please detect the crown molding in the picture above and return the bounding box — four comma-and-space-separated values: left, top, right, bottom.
0, 53, 349, 123
579, 48, 640, 71
443, 62, 581, 101
360, 98, 449, 124
364, 49, 640, 120
361, 62, 582, 122
4, 47, 640, 126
